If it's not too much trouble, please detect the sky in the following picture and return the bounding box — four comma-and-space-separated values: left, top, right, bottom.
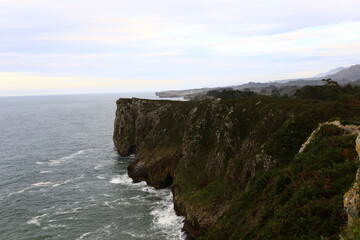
1, 0, 360, 96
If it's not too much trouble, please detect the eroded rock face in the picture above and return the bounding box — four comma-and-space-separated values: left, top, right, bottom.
113, 98, 179, 189
344, 134, 360, 225
113, 97, 359, 239
113, 98, 299, 239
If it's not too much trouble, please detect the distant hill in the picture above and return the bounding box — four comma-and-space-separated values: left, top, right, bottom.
327, 64, 360, 81
155, 64, 360, 98
315, 67, 346, 78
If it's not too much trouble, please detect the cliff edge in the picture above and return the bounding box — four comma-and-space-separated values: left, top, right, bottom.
114, 97, 360, 239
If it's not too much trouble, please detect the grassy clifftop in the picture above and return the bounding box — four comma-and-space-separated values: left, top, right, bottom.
113, 96, 360, 239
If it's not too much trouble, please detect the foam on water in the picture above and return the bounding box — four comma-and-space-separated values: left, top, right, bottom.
76, 223, 115, 240
110, 173, 133, 185
150, 190, 185, 240
42, 224, 67, 230
94, 164, 103, 170
55, 207, 82, 215
27, 214, 48, 227
36, 149, 93, 166
32, 182, 54, 187
122, 231, 146, 238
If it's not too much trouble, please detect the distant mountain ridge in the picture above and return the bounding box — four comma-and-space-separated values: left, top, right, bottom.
315, 67, 346, 78
328, 64, 360, 81
155, 64, 360, 98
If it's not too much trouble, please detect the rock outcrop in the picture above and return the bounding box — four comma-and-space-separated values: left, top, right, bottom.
344, 134, 360, 226
113, 97, 360, 239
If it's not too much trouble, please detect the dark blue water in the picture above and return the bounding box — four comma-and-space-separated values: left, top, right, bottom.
0, 94, 184, 240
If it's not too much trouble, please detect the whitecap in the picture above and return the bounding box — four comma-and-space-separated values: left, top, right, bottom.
141, 186, 158, 194
39, 170, 52, 174
96, 175, 106, 180
38, 149, 94, 166
52, 174, 85, 187
48, 224, 66, 228
76, 224, 114, 240
88, 196, 95, 202
35, 161, 47, 165
122, 231, 146, 238
55, 207, 82, 215
32, 182, 53, 187
7, 186, 32, 196
94, 164, 103, 170
110, 174, 133, 185
150, 190, 185, 239
27, 218, 41, 227
77, 232, 93, 240
103, 201, 114, 208
27, 214, 47, 227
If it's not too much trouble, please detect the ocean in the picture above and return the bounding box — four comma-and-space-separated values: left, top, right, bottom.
0, 93, 185, 240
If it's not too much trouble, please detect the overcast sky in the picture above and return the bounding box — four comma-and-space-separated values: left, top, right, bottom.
1, 0, 360, 96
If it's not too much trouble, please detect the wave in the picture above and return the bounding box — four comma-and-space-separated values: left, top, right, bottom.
7, 174, 85, 197
55, 207, 82, 215
121, 231, 146, 238
76, 224, 114, 240
52, 174, 85, 187
150, 190, 185, 240
109, 173, 185, 239
32, 182, 54, 187
94, 164, 103, 170
109, 173, 133, 185
42, 224, 67, 230
26, 214, 48, 227
7, 182, 53, 197
36, 149, 94, 166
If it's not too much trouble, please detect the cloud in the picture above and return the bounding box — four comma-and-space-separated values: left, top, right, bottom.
1, 0, 360, 95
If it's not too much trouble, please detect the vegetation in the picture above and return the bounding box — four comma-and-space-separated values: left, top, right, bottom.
207, 79, 360, 101
294, 79, 360, 100
207, 89, 258, 99
199, 124, 357, 240
118, 83, 360, 239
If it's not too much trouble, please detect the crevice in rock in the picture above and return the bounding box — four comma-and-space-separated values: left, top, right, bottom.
128, 144, 136, 154
160, 172, 173, 188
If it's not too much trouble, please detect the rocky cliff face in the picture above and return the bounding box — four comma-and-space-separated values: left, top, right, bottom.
114, 97, 360, 239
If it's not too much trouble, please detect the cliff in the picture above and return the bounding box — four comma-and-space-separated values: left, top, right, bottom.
113, 97, 360, 239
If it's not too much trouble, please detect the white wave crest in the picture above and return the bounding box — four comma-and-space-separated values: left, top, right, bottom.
31, 182, 54, 187
150, 190, 185, 240
94, 164, 103, 170
26, 214, 48, 227
122, 231, 146, 238
55, 207, 82, 215
110, 174, 133, 185
36, 149, 93, 166
76, 224, 114, 240
52, 174, 85, 187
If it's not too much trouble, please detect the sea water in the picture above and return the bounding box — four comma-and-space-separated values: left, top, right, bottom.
0, 93, 185, 240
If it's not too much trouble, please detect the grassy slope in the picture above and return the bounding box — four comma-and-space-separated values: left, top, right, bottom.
202, 125, 357, 240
